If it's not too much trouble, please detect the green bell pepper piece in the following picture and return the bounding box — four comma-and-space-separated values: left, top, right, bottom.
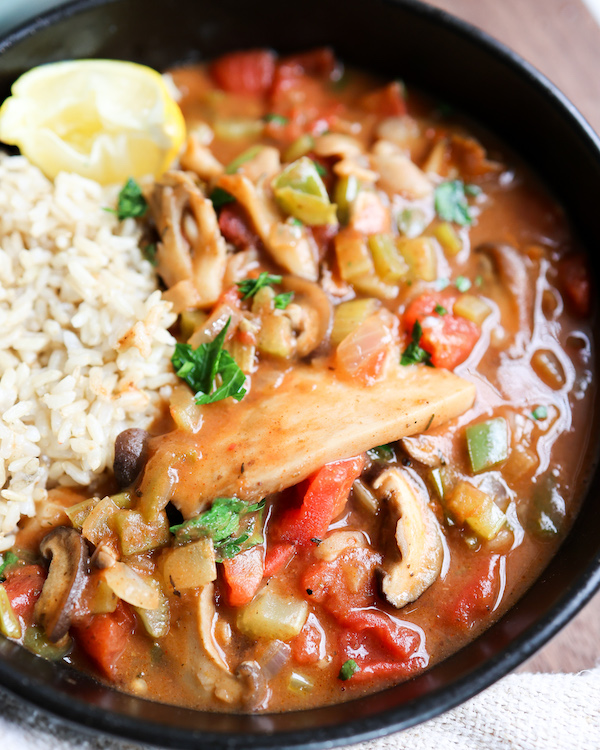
273, 157, 338, 226
466, 417, 509, 473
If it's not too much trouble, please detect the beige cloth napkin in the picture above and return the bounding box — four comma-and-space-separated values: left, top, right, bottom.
0, 668, 599, 750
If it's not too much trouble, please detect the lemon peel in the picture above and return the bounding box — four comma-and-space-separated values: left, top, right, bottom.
0, 59, 186, 185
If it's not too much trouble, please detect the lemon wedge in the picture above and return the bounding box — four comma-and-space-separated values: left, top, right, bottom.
0, 59, 186, 184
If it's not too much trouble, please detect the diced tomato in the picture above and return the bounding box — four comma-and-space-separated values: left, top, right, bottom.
218, 204, 261, 251
403, 291, 480, 369
278, 48, 336, 79
263, 542, 295, 578
291, 618, 324, 665
210, 49, 276, 95
3, 564, 45, 622
222, 546, 264, 607
73, 602, 136, 678
301, 546, 380, 618
359, 82, 406, 117
442, 554, 500, 629
339, 615, 426, 681
559, 253, 591, 317
274, 456, 365, 546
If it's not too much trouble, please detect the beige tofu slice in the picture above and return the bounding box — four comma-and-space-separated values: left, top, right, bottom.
147, 362, 475, 520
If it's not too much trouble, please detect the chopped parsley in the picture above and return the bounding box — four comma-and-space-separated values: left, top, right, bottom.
171, 318, 247, 405
171, 497, 265, 559
339, 659, 360, 681
434, 180, 473, 226
210, 186, 236, 208
290, 218, 303, 227
401, 321, 432, 367
0, 551, 18, 581
434, 304, 448, 316
455, 276, 472, 292
106, 177, 148, 220
273, 291, 294, 310
434, 278, 450, 291
237, 272, 294, 309
464, 183, 482, 197
237, 272, 283, 299
263, 113, 289, 125
475, 275, 483, 287
532, 406, 548, 421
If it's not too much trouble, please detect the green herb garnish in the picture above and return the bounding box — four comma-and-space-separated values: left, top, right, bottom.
263, 113, 289, 125
171, 318, 246, 405
532, 406, 548, 421
401, 321, 432, 367
274, 291, 294, 310
455, 276, 472, 292
434, 304, 447, 316
464, 183, 482, 197
368, 444, 395, 462
171, 496, 265, 559
339, 659, 359, 681
434, 180, 473, 226
0, 551, 19, 581
105, 177, 148, 221
237, 272, 283, 300
210, 187, 236, 208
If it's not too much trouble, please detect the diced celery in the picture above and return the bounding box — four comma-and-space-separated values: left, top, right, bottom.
88, 578, 118, 615
397, 237, 438, 281
369, 234, 409, 283
527, 475, 566, 539
65, 497, 100, 530
225, 145, 264, 174
237, 588, 309, 641
228, 338, 257, 374
434, 222, 462, 256
446, 481, 506, 540
23, 626, 71, 660
334, 175, 360, 225
135, 582, 170, 638
112, 509, 170, 556
213, 117, 264, 141
273, 157, 337, 226
283, 134, 315, 163
429, 467, 456, 500
335, 230, 375, 282
0, 584, 21, 639
257, 314, 295, 358
163, 538, 217, 591
112, 492, 133, 509
288, 671, 313, 693
351, 274, 398, 300
454, 294, 492, 326
81, 496, 120, 546
180, 310, 208, 341
429, 468, 445, 500
169, 383, 203, 432
352, 478, 379, 514
331, 298, 381, 345
466, 417, 509, 473
251, 285, 276, 316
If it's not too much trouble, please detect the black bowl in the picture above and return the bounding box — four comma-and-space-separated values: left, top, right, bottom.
1, 0, 599, 747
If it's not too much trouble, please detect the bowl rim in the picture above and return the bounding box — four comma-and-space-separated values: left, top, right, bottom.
0, 0, 600, 748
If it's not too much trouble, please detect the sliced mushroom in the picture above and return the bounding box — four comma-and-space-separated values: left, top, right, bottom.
313, 133, 363, 159
198, 583, 231, 674
235, 146, 281, 183
280, 275, 333, 357
217, 173, 319, 280
113, 428, 149, 488
34, 527, 89, 643
476, 242, 532, 334
373, 468, 443, 609
371, 141, 433, 199
401, 433, 452, 468
180, 135, 224, 181
149, 171, 227, 307
235, 660, 268, 711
